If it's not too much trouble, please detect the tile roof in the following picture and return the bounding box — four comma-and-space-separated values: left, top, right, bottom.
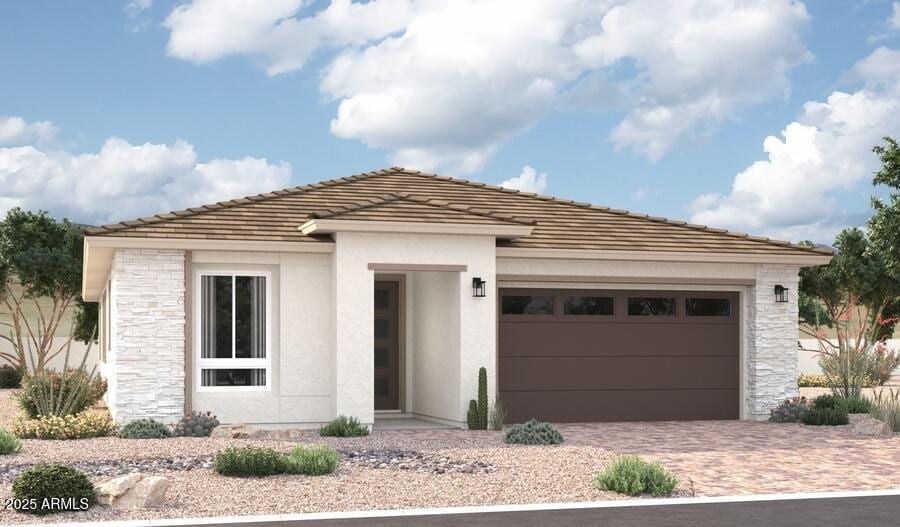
84, 167, 832, 256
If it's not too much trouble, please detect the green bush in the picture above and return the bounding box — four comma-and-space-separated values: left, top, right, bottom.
12, 411, 117, 440
213, 446, 287, 477
118, 419, 171, 439
0, 365, 24, 389
14, 369, 106, 419
173, 411, 220, 437
319, 415, 369, 437
284, 445, 340, 476
595, 455, 678, 497
11, 464, 96, 515
802, 406, 849, 426
812, 394, 841, 409
871, 388, 900, 432
768, 397, 810, 423
0, 427, 22, 455
504, 419, 564, 445
842, 395, 872, 414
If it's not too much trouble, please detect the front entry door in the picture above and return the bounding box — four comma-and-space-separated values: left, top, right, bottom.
374, 281, 400, 410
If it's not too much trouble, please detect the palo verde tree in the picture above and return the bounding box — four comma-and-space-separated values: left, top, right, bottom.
0, 208, 97, 372
799, 137, 900, 397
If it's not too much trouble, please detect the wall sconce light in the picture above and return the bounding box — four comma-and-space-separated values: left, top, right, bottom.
472, 277, 486, 298
774, 285, 788, 303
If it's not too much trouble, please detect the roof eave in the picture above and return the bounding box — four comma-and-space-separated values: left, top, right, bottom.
495, 247, 834, 266
299, 219, 535, 239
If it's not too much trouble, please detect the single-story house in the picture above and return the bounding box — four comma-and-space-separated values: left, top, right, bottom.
81, 167, 833, 427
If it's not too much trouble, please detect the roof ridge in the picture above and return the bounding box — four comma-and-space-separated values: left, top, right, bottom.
306, 191, 536, 226
387, 167, 832, 256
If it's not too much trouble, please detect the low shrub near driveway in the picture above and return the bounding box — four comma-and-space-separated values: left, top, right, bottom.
504, 419, 563, 445
769, 397, 810, 423
0, 427, 22, 454
871, 388, 900, 432
320, 415, 369, 437
214, 446, 287, 477
284, 445, 340, 476
11, 464, 96, 516
801, 395, 850, 426
595, 455, 678, 497
12, 411, 117, 440
842, 395, 872, 414
118, 418, 172, 439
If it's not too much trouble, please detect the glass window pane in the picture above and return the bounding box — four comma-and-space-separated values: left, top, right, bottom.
235, 276, 265, 359
627, 297, 676, 316
201, 369, 266, 387
374, 347, 389, 368
201, 276, 234, 359
374, 289, 389, 309
375, 318, 389, 338
502, 295, 554, 315
374, 377, 389, 397
564, 296, 614, 316
686, 298, 731, 316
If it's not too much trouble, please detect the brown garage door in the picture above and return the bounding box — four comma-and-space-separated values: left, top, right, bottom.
498, 289, 739, 423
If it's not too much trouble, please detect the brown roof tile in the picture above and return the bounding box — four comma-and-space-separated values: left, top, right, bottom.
84, 167, 832, 256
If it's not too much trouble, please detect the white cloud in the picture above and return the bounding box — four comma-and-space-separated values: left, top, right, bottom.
0, 121, 292, 225
689, 47, 900, 243
892, 2, 900, 29
500, 166, 548, 194
125, 0, 154, 32
162, 0, 811, 172
0, 116, 58, 145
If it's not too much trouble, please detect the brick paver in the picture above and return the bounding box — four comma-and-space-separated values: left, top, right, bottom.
556, 421, 900, 496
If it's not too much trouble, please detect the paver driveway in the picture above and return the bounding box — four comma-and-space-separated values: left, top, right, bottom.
556, 420, 900, 496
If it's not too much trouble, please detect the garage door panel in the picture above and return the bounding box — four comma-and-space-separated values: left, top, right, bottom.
499, 356, 738, 391
499, 322, 738, 357
501, 389, 739, 423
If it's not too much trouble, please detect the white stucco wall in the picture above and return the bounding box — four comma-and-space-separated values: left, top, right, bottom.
189, 251, 333, 425
108, 249, 185, 423
332, 232, 497, 426
409, 271, 461, 422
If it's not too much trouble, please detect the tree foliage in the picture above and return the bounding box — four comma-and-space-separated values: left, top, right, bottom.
870, 136, 900, 280
0, 208, 97, 371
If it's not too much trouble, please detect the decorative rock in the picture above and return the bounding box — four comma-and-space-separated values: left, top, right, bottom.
850, 415, 894, 436
211, 424, 255, 439
96, 473, 169, 509
341, 449, 495, 475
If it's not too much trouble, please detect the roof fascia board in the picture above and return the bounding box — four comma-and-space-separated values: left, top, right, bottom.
496, 247, 833, 266
299, 219, 534, 238
84, 236, 334, 253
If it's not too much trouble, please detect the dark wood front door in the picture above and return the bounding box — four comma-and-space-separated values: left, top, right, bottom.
374, 281, 400, 410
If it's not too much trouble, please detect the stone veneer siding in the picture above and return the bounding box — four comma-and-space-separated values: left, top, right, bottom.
745, 263, 801, 419
109, 249, 186, 423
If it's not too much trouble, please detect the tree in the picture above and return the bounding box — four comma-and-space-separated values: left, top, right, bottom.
0, 208, 97, 371
870, 137, 900, 280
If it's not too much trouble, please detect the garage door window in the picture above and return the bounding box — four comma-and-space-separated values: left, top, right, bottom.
564, 296, 614, 316
686, 298, 731, 316
627, 297, 676, 316
502, 295, 554, 315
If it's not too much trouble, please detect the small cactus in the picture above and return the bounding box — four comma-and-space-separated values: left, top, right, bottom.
173, 411, 220, 437
504, 419, 564, 445
768, 397, 810, 423
466, 399, 479, 430
477, 367, 488, 430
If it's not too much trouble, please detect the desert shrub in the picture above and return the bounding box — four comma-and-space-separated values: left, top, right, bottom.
284, 445, 340, 476
768, 397, 810, 423
118, 419, 171, 439
214, 446, 286, 477
871, 388, 900, 432
489, 398, 506, 431
173, 411, 220, 437
812, 394, 841, 409
14, 369, 106, 419
818, 341, 899, 398
0, 427, 22, 454
797, 373, 828, 387
0, 365, 24, 389
319, 415, 369, 437
504, 419, 563, 445
12, 411, 116, 440
842, 395, 873, 414
595, 455, 678, 497
11, 464, 96, 515
802, 406, 849, 426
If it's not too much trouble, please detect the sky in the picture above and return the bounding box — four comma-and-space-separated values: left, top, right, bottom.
1, 0, 900, 245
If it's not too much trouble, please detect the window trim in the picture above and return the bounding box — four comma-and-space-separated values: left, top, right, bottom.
194, 269, 272, 392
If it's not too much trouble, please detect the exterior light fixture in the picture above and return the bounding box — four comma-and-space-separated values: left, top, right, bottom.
472, 277, 486, 298
774, 285, 788, 303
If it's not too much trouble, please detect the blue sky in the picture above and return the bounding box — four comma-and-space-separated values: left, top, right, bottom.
2, 0, 900, 244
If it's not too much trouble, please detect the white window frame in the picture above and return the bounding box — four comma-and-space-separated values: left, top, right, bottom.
194, 269, 272, 392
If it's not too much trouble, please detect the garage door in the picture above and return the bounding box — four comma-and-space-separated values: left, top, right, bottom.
498, 288, 739, 423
